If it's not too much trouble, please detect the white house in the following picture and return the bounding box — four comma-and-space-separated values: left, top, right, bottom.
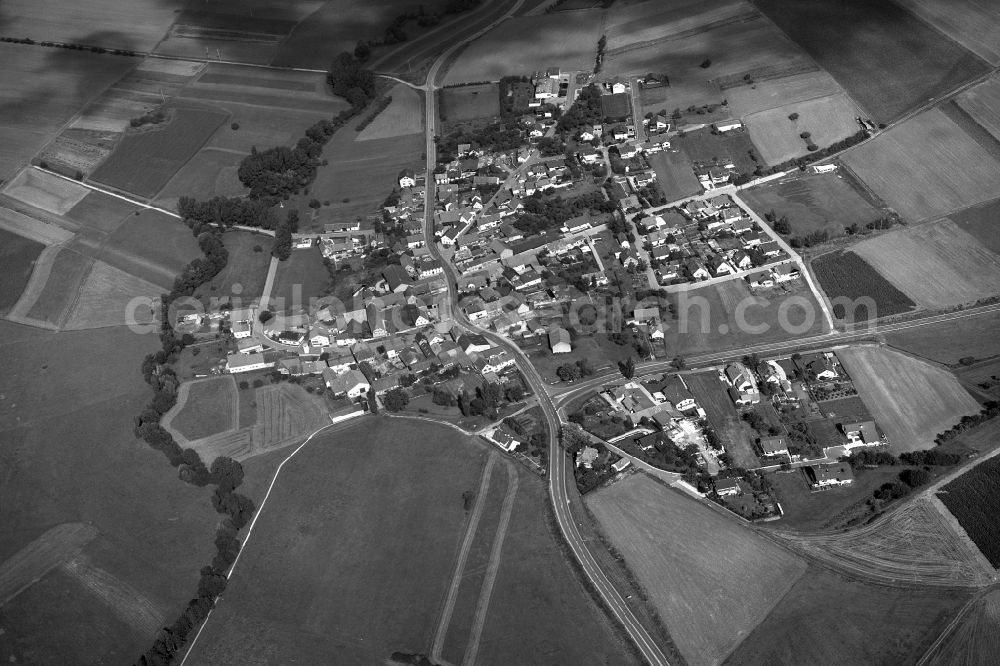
715, 120, 743, 133
398, 168, 416, 189
226, 352, 271, 374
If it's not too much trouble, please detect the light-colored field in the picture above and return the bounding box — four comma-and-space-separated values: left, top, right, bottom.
163, 376, 239, 444
357, 84, 424, 141
926, 589, 1000, 666
0, 522, 98, 605
895, 0, 1000, 66
442, 11, 603, 84
0, 205, 74, 245
62, 260, 159, 330
0, 0, 179, 52
772, 497, 994, 587
957, 76, 1000, 141
23, 248, 93, 328
746, 93, 861, 165
135, 58, 205, 78
188, 428, 255, 463
2, 169, 89, 215
726, 70, 843, 117
585, 474, 806, 666
250, 383, 329, 455
841, 108, 1000, 222
851, 219, 1000, 309
837, 346, 981, 452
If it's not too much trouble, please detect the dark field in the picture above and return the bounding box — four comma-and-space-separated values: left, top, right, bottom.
726, 566, 969, 665
950, 196, 1000, 255
25, 248, 91, 327
884, 311, 1000, 365
601, 92, 631, 121
754, 0, 990, 124
811, 250, 916, 321
0, 229, 44, 315
940, 455, 1000, 567
440, 83, 501, 121
270, 246, 329, 314
674, 127, 759, 175
646, 150, 702, 201
90, 105, 229, 199
99, 210, 201, 289
65, 191, 141, 234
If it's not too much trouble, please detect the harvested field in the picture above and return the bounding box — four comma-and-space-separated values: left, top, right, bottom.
940, 454, 1000, 568
754, 0, 990, 123
837, 346, 981, 453
357, 84, 424, 141
884, 310, 1000, 366
442, 11, 603, 84
165, 376, 238, 443
64, 191, 140, 234
646, 150, 701, 201
685, 371, 759, 469
811, 250, 916, 322
726, 69, 843, 117
957, 76, 1000, 141
24, 249, 93, 328
924, 590, 1000, 666
741, 171, 883, 239
189, 428, 254, 463
440, 83, 500, 122
249, 383, 329, 455
0, 44, 135, 181
2, 169, 88, 215
895, 0, 1000, 66
193, 231, 271, 308
745, 93, 861, 166
851, 219, 1000, 310
62, 260, 159, 330
727, 566, 969, 665
0, 523, 98, 606
586, 475, 806, 666
155, 148, 246, 211
90, 105, 229, 199
0, 229, 45, 316
950, 196, 1000, 255
270, 247, 329, 314
773, 497, 994, 587
841, 109, 1000, 222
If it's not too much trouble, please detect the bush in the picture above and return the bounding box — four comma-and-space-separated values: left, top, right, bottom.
231, 122, 240, 130
800, 131, 811, 139
700, 58, 712, 68
788, 112, 799, 121
308, 199, 321, 209
806, 143, 818, 151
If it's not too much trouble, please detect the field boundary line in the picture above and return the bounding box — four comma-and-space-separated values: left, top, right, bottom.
462, 459, 520, 666
30, 166, 181, 219
177, 417, 370, 666
430, 455, 497, 663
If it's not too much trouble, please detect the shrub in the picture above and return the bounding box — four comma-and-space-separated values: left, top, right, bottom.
231, 122, 240, 130
308, 199, 321, 209
799, 131, 811, 139
700, 58, 712, 68
807, 143, 818, 151
788, 112, 799, 121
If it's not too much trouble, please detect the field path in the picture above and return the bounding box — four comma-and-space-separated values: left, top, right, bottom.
160, 380, 196, 447
430, 454, 497, 664
0, 522, 98, 606
462, 458, 520, 666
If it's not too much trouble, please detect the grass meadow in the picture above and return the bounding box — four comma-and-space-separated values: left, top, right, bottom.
65, 191, 141, 234
894, 0, 1000, 66
586, 475, 807, 666
24, 248, 92, 327
646, 150, 701, 200
0, 229, 44, 316
167, 377, 239, 442
950, 196, 1000, 255
884, 310, 1000, 366
921, 590, 1000, 665
193, 231, 271, 309
439, 83, 499, 123
270, 246, 329, 314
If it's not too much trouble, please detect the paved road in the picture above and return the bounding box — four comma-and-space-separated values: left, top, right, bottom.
418, 10, 672, 666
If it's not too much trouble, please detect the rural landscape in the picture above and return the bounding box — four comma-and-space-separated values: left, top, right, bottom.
2, 1, 1000, 665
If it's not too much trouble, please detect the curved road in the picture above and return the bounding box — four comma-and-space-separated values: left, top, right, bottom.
418, 11, 672, 665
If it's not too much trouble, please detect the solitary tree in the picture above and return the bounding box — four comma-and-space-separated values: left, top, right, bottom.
383, 387, 409, 412
619, 356, 636, 379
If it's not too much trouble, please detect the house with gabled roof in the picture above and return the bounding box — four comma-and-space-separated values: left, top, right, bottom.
548, 327, 572, 354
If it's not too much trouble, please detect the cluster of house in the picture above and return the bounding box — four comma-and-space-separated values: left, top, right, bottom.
615, 193, 792, 286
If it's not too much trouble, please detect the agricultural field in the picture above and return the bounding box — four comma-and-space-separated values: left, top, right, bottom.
837, 346, 981, 453
97, 209, 201, 289
440, 83, 500, 123
685, 371, 759, 469
193, 231, 271, 309
725, 69, 843, 118
154, 149, 246, 210
924, 589, 1000, 666
64, 191, 140, 234
885, 311, 1000, 366
895, 0, 1000, 66
0, 229, 44, 316
773, 497, 994, 587
741, 171, 884, 239
754, 0, 990, 124
0, 44, 136, 181
811, 250, 916, 322
727, 566, 969, 665
441, 11, 603, 85
666, 279, 830, 356
186, 417, 628, 664
841, 109, 1000, 223
744, 93, 861, 166
270, 247, 329, 314
950, 196, 1000, 255
61, 260, 159, 331
0, 321, 218, 664
23, 248, 93, 328
940, 454, 1000, 568
358, 84, 424, 140
673, 127, 759, 177
644, 150, 701, 201
585, 474, 807, 666
163, 377, 239, 443
247, 383, 330, 457
956, 76, 1000, 141
2, 169, 89, 216
850, 219, 1000, 310
90, 104, 229, 199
